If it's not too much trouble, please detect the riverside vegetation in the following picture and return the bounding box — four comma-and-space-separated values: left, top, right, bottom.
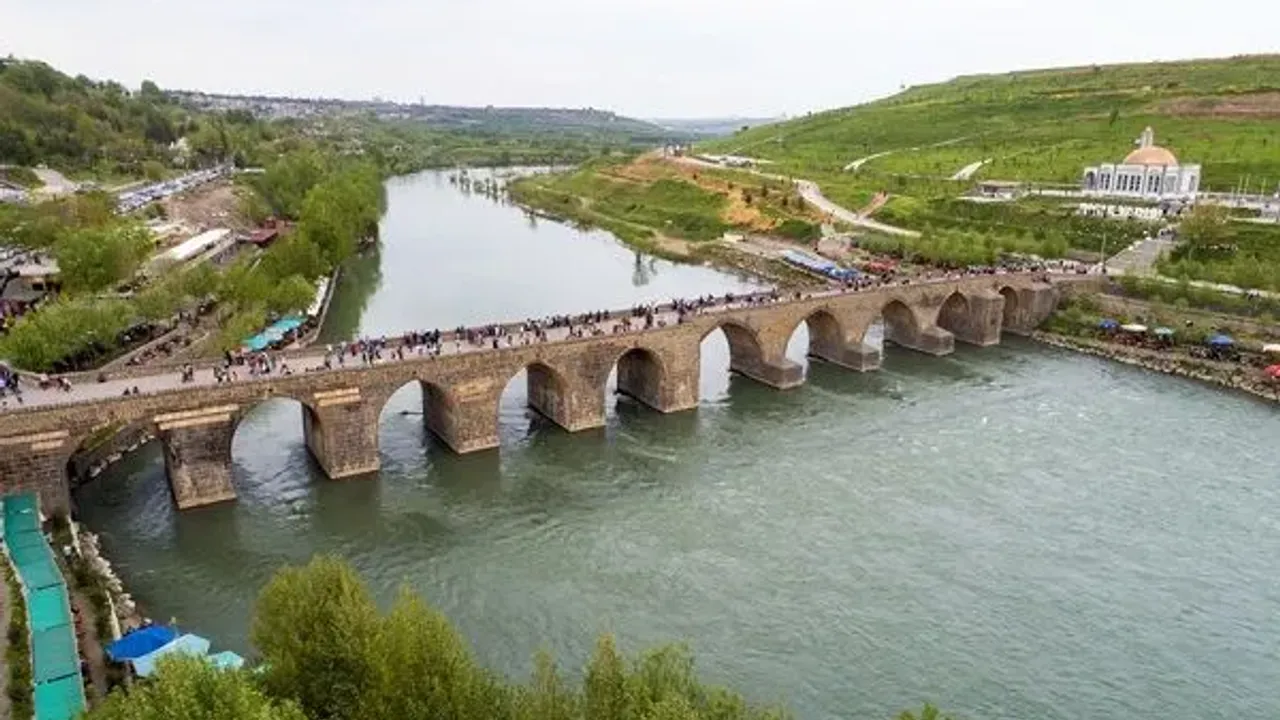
84, 556, 951, 720
0, 154, 385, 371
0, 57, 682, 372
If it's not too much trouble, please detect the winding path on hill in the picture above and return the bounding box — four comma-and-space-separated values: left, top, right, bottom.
669, 155, 919, 237
951, 158, 992, 181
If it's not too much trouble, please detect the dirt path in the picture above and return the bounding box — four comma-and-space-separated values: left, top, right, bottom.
67, 584, 109, 702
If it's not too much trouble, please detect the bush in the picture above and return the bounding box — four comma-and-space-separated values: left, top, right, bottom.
774, 218, 821, 241
4, 554, 34, 720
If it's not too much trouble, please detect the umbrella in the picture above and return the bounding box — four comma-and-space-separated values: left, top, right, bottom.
1098, 319, 1119, 330
105, 625, 178, 662
1120, 324, 1147, 333
1207, 334, 1234, 347
132, 634, 212, 677
1153, 327, 1175, 337
1263, 344, 1280, 355
1265, 365, 1280, 379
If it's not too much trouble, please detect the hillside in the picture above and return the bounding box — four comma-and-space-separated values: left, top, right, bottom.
513, 55, 1280, 293
701, 55, 1280, 191
169, 91, 687, 144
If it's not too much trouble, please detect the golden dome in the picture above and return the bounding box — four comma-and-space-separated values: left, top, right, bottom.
1124, 145, 1178, 166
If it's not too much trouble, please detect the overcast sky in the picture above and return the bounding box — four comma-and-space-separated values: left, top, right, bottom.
3, 1, 1277, 118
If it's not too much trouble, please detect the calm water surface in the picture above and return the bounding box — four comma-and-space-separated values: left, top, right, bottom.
76, 170, 1280, 720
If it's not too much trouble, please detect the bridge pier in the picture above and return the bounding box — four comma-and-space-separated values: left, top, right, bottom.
155, 407, 237, 510
0, 430, 74, 515
1001, 284, 1059, 336
304, 389, 381, 479
810, 343, 883, 371
616, 350, 699, 413
884, 322, 955, 356
939, 290, 1005, 346
425, 386, 500, 454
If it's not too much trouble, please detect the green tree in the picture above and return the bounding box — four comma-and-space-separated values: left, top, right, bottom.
54, 223, 154, 294
251, 555, 381, 720
88, 656, 306, 720
366, 590, 511, 720
1177, 204, 1230, 260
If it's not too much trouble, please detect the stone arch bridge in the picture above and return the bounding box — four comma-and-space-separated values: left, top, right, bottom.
0, 272, 1094, 514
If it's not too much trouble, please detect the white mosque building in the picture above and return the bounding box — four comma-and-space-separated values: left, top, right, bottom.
1081, 127, 1200, 200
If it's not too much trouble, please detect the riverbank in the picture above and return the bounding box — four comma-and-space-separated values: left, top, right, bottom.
1033, 330, 1280, 403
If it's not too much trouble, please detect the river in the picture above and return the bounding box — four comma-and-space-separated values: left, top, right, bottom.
74, 170, 1280, 720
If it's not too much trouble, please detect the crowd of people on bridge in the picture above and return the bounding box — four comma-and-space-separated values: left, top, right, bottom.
1, 263, 1082, 406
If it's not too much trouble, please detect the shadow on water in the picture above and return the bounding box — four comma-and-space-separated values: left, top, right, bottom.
308, 475, 385, 537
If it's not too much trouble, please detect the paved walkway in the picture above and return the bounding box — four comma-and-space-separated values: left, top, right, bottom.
4, 271, 1074, 413
951, 159, 991, 181
1105, 237, 1176, 276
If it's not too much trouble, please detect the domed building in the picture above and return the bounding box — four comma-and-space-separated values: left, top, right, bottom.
1081, 127, 1200, 199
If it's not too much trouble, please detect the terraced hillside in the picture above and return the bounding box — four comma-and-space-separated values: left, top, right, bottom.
701, 55, 1280, 191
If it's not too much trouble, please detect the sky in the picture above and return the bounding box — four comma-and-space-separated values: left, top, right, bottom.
3, 0, 1278, 118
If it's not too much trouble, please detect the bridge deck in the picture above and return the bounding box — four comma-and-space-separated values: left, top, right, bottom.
0, 271, 1093, 416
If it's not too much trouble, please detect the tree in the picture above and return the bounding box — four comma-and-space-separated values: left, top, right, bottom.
251, 555, 381, 720
87, 656, 306, 720
1177, 204, 1230, 260
366, 590, 510, 720
54, 222, 153, 295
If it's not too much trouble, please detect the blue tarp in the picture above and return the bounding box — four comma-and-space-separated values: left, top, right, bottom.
1098, 319, 1120, 330
242, 315, 305, 352
133, 634, 212, 678
106, 625, 179, 662
1208, 334, 1234, 346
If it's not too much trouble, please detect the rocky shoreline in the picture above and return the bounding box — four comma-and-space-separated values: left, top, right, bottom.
1033, 331, 1280, 404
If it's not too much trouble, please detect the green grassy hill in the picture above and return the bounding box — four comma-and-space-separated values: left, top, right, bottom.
703, 55, 1280, 191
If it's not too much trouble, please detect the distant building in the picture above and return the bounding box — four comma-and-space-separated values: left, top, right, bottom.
1082, 127, 1200, 200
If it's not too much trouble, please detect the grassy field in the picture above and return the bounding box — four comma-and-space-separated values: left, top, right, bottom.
704, 55, 1280, 190
508, 157, 823, 251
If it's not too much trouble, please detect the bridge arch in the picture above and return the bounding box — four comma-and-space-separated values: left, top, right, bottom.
376, 377, 456, 458
228, 394, 325, 503
786, 308, 846, 361
498, 359, 576, 438
999, 286, 1021, 329
611, 345, 668, 412
877, 298, 923, 345
935, 291, 972, 336
700, 320, 767, 377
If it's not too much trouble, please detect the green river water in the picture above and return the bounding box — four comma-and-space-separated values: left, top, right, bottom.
74, 170, 1280, 719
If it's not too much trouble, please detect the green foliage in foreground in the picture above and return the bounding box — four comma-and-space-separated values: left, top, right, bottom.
89, 657, 305, 720
4, 553, 34, 720
250, 556, 790, 720
88, 556, 957, 720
